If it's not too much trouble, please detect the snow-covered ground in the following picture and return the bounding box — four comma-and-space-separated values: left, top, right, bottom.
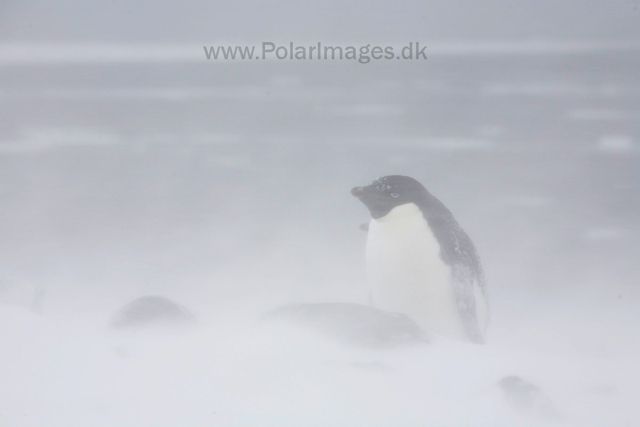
1, 289, 639, 427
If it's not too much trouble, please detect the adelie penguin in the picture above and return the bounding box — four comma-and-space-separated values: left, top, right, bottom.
351, 175, 489, 343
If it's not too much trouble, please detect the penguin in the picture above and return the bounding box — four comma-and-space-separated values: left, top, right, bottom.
351, 175, 489, 343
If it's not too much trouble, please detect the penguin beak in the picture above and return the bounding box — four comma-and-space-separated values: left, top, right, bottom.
351, 186, 367, 198
351, 185, 386, 219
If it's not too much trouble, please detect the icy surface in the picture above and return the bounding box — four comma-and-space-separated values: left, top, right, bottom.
2, 295, 640, 426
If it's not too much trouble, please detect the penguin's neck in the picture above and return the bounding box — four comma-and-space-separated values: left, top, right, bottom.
374, 202, 422, 224
366, 203, 443, 282
368, 204, 436, 251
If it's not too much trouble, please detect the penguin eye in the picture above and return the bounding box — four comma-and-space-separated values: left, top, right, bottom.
390, 193, 400, 198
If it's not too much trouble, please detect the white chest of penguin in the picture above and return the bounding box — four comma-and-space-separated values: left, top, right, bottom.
366, 203, 467, 340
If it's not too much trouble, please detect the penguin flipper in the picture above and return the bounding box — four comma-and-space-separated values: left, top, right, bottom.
452, 263, 485, 344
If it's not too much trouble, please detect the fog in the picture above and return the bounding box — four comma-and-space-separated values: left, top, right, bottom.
1, 1, 640, 426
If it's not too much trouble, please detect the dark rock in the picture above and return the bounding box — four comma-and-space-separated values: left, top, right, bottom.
110, 295, 195, 329
497, 375, 560, 420
263, 302, 428, 348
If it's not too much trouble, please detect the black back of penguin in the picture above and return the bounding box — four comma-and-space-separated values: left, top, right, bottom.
352, 175, 489, 343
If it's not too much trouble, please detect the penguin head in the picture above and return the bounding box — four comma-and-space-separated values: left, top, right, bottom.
351, 175, 427, 219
